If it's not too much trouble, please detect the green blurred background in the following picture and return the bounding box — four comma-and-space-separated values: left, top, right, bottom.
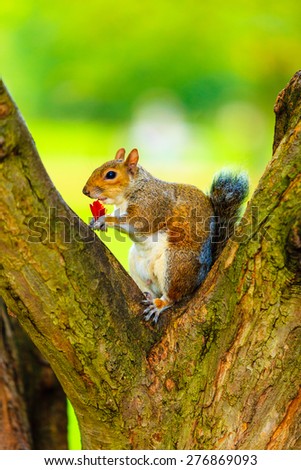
1, 0, 300, 449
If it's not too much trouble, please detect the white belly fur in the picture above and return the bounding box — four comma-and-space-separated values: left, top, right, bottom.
129, 231, 167, 298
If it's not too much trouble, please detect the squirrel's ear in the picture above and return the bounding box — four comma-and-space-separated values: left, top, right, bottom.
125, 149, 139, 175
115, 148, 126, 160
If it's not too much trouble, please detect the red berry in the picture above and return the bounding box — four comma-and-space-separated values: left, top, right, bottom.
89, 200, 106, 220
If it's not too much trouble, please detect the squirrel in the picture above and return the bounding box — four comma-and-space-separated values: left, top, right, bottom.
83, 148, 249, 323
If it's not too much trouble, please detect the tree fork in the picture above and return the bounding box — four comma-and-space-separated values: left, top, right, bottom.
0, 73, 300, 449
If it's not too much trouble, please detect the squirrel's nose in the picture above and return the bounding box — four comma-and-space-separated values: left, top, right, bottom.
82, 186, 90, 196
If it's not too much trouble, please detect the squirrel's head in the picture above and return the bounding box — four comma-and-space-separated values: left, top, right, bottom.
82, 148, 139, 204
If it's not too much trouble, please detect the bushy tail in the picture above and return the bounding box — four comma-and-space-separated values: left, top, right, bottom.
209, 171, 249, 260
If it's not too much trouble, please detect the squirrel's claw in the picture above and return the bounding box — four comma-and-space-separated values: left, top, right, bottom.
90, 215, 106, 231
143, 302, 161, 324
141, 293, 161, 323
141, 294, 171, 324
141, 291, 153, 306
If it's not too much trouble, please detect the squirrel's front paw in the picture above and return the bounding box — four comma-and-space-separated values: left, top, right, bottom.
90, 215, 106, 231
141, 294, 171, 324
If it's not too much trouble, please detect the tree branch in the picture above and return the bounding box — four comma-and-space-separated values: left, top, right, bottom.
273, 70, 301, 154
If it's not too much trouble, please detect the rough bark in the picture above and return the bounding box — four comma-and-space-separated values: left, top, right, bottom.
0, 72, 300, 450
0, 298, 68, 449
0, 298, 31, 449
11, 311, 68, 449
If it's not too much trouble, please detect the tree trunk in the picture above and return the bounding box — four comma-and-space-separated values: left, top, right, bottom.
0, 298, 31, 449
0, 72, 300, 450
0, 298, 68, 449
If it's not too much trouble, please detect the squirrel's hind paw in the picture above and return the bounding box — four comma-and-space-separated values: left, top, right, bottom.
143, 303, 161, 323
141, 295, 171, 324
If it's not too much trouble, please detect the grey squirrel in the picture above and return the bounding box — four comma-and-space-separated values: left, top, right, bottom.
83, 148, 249, 323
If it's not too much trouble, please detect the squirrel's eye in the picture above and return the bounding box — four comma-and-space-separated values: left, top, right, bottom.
105, 170, 117, 180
